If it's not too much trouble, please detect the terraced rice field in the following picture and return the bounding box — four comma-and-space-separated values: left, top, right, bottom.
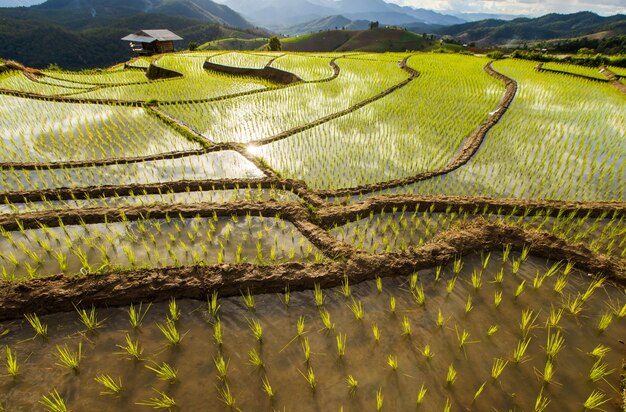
0, 51, 623, 411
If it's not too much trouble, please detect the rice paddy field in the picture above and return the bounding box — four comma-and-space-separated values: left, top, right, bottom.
0, 51, 624, 411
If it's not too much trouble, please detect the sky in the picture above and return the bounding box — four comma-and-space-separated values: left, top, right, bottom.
390, 0, 626, 16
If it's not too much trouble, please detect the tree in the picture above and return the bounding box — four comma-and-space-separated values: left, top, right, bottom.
369, 21, 379, 30
188, 42, 198, 51
268, 36, 282, 51
577, 47, 595, 55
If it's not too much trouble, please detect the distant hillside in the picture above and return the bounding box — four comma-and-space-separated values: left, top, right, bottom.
436, 12, 626, 46
282, 15, 370, 36
281, 28, 434, 52
0, 0, 261, 68
0, 12, 265, 69
31, 0, 252, 27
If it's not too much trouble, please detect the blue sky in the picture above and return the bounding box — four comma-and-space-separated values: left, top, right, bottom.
390, 0, 626, 16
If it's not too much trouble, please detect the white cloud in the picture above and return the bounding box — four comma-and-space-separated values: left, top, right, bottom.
389, 0, 626, 16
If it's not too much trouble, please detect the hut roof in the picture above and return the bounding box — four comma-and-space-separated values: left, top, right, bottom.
121, 30, 183, 43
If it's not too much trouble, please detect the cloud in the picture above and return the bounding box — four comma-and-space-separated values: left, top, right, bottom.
389, 0, 626, 16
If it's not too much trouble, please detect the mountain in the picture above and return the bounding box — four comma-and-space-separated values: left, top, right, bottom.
282, 15, 370, 36
33, 0, 252, 28
437, 12, 626, 46
216, 0, 464, 29
0, 10, 265, 69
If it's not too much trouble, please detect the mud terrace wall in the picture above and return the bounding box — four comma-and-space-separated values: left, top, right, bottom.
204, 60, 303, 84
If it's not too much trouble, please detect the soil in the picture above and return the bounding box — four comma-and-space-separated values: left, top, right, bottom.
600, 66, 626, 95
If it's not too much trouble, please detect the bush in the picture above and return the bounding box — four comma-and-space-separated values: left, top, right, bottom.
188, 42, 199, 51
487, 51, 505, 60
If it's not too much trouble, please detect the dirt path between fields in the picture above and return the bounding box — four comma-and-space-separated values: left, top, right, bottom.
599, 66, 626, 95
0, 220, 622, 320
535, 63, 609, 83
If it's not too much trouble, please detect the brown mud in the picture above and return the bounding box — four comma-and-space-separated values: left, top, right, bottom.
0, 220, 622, 320
204, 60, 303, 84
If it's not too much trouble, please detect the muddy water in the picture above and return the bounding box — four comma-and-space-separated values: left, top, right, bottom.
0, 151, 264, 192
0, 254, 623, 411
0, 216, 321, 279
0, 188, 302, 214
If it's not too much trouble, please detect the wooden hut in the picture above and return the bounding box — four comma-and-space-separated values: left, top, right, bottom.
121, 30, 183, 55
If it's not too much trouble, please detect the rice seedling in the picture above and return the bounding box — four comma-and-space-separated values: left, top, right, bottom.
214, 354, 229, 381
514, 280, 526, 299
167, 298, 180, 322
581, 277, 604, 302
128, 302, 151, 329
116, 334, 143, 360
247, 318, 263, 342
416, 384, 427, 405
545, 328, 565, 360
588, 359, 613, 382
541, 360, 555, 383
446, 363, 457, 386
401, 316, 411, 336
296, 315, 305, 337
563, 293, 585, 316
465, 294, 473, 314
444, 398, 452, 412
520, 308, 539, 337
94, 374, 123, 396
389, 296, 396, 314
55, 342, 82, 373
146, 362, 178, 383
248, 347, 264, 368
314, 283, 324, 306
217, 383, 237, 408
494, 290, 503, 308
588, 344, 610, 359
436, 308, 445, 327
213, 318, 223, 346
596, 312, 613, 333
341, 275, 351, 298
376, 276, 383, 293
5, 346, 18, 379
513, 338, 532, 363
262, 375, 274, 399
471, 270, 483, 289
75, 305, 103, 331
554, 272, 569, 294
546, 305, 564, 327
348, 298, 364, 321
301, 336, 311, 364
336, 333, 347, 358
24, 313, 48, 339
420, 344, 433, 360
493, 268, 504, 283
412, 283, 426, 306
346, 374, 358, 394
372, 323, 381, 342
583, 390, 609, 410
491, 358, 508, 379
446, 276, 457, 295
300, 367, 316, 391
156, 320, 183, 346
39, 389, 68, 412
473, 382, 486, 402
242, 288, 255, 310
535, 388, 550, 412
376, 387, 383, 412
487, 325, 499, 336
319, 308, 334, 331
283, 285, 291, 307
136, 389, 177, 410
387, 354, 398, 371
